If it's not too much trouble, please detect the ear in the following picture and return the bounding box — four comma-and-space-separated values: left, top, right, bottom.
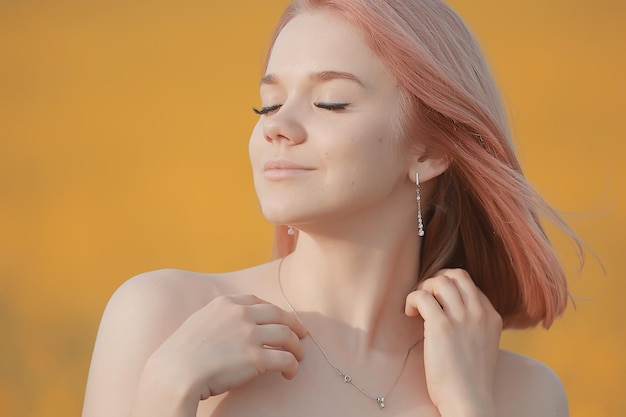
407, 152, 450, 184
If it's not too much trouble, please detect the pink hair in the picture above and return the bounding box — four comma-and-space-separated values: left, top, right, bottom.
269, 0, 582, 329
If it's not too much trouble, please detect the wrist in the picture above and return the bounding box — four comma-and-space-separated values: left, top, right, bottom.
435, 385, 497, 417
131, 355, 201, 417
437, 404, 496, 417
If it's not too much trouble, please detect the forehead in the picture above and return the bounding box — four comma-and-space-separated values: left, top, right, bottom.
266, 11, 395, 88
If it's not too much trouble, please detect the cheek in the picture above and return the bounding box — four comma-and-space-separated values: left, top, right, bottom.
323, 131, 401, 193
336, 129, 399, 169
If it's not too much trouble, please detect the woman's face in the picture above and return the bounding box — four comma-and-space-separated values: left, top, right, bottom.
249, 10, 416, 229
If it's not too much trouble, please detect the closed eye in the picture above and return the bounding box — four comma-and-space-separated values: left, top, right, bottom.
252, 104, 282, 115
315, 102, 350, 111
253, 102, 350, 115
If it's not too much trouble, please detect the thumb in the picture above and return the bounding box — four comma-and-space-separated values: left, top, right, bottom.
405, 290, 422, 317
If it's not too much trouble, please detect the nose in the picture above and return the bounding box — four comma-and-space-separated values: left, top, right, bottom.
262, 105, 306, 145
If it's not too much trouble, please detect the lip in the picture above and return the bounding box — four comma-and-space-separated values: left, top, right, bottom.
264, 159, 312, 171
263, 159, 314, 179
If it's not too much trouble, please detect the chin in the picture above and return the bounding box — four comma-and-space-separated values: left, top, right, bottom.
258, 199, 317, 226
259, 205, 300, 226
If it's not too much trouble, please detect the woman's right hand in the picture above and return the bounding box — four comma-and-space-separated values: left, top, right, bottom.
139, 294, 308, 406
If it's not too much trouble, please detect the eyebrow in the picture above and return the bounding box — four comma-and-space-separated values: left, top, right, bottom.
260, 70, 365, 87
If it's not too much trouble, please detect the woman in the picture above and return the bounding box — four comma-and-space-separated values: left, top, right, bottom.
83, 1, 577, 416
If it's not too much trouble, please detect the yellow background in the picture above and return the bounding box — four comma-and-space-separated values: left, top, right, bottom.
1, 1, 624, 416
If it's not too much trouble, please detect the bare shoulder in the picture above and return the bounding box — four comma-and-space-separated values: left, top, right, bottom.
83, 265, 273, 417
89, 268, 229, 375
108, 268, 219, 318
495, 349, 569, 417
105, 263, 274, 324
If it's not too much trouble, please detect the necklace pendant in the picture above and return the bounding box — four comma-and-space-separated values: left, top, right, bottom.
376, 397, 385, 409
343, 375, 352, 383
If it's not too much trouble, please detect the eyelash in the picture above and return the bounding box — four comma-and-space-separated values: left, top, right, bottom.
252, 102, 350, 115
253, 104, 281, 115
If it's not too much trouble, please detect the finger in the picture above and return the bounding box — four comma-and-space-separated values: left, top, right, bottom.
256, 324, 304, 361
260, 348, 300, 380
418, 275, 465, 318
227, 293, 271, 306
248, 304, 308, 339
438, 270, 502, 328
405, 289, 444, 322
438, 269, 496, 313
438, 269, 489, 312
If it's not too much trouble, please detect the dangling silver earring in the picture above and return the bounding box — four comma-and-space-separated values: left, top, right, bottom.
287, 226, 295, 236
416, 172, 425, 237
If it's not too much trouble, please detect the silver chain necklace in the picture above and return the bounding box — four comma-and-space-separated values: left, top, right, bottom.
277, 257, 421, 410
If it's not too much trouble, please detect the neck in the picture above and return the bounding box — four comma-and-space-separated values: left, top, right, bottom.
277, 219, 423, 353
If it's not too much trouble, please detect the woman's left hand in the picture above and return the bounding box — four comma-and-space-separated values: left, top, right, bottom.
405, 269, 502, 417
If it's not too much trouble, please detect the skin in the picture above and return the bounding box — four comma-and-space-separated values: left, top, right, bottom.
82, 10, 569, 417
